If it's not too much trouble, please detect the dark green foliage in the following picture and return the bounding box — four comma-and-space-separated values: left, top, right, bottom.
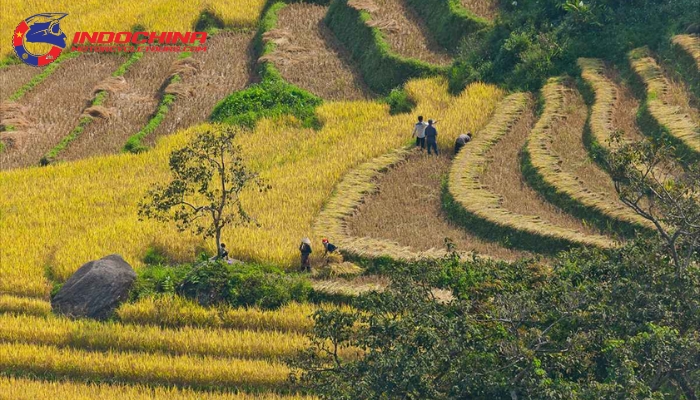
383, 87, 416, 115
132, 261, 312, 310
453, 0, 700, 91
293, 238, 700, 398
210, 80, 322, 128
324, 0, 447, 94
195, 9, 225, 33
178, 261, 312, 309
132, 264, 191, 300
142, 246, 169, 266
404, 0, 489, 52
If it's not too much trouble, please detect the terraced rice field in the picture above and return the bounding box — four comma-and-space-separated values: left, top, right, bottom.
0, 376, 313, 400
267, 3, 374, 100
0, 294, 325, 397
148, 32, 255, 145
579, 58, 646, 149
347, 151, 531, 260
58, 52, 180, 161
525, 78, 651, 233
0, 54, 125, 169
630, 47, 700, 156
360, 0, 452, 65
0, 64, 41, 100
480, 99, 606, 237
0, 77, 502, 299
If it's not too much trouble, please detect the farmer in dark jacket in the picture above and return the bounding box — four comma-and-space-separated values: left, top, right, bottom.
454, 132, 472, 154
425, 120, 438, 155
299, 237, 312, 272
322, 238, 337, 255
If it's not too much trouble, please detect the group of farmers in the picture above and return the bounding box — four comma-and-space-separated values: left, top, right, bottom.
293, 115, 474, 271
411, 115, 473, 155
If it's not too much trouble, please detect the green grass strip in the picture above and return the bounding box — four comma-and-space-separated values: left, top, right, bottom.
0, 55, 22, 69
7, 51, 80, 102
40, 51, 144, 165
123, 52, 192, 154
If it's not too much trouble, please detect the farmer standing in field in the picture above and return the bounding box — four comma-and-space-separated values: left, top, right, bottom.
412, 116, 428, 150
299, 237, 312, 272
425, 119, 439, 155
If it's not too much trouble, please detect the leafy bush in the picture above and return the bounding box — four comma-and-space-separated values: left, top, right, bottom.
137, 261, 313, 310
452, 0, 700, 91
383, 87, 416, 115
210, 80, 322, 128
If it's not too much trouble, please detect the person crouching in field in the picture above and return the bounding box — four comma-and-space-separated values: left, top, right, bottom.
454, 132, 472, 154
299, 237, 312, 272
412, 116, 428, 150
425, 120, 439, 155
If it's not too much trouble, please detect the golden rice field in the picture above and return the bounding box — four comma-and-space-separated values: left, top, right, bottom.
0, 376, 314, 400
115, 296, 336, 334
0, 0, 267, 58
0, 77, 501, 298
0, 341, 290, 391
0, 312, 312, 360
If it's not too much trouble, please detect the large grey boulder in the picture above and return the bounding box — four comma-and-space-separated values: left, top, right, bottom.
51, 254, 136, 320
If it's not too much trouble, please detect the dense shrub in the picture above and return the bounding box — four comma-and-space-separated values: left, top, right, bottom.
453, 0, 700, 91
210, 80, 322, 128
295, 237, 700, 398
132, 261, 311, 310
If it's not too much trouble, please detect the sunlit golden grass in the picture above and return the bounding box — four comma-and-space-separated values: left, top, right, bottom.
0, 0, 267, 58
0, 313, 312, 360
0, 53, 125, 169
449, 93, 612, 248
673, 34, 700, 71
524, 77, 651, 231
0, 294, 51, 316
460, 0, 499, 20
346, 149, 532, 260
629, 47, 700, 154
265, 3, 373, 101
0, 77, 501, 298
0, 376, 314, 400
115, 296, 352, 334
363, 0, 452, 65
0, 341, 290, 391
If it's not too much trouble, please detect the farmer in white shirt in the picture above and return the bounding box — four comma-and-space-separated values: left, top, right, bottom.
412, 116, 428, 150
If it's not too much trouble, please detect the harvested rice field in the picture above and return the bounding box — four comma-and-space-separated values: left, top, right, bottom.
354, 0, 452, 65
58, 52, 180, 161
347, 150, 532, 261
480, 101, 605, 237
0, 53, 125, 170
148, 32, 255, 144
0, 64, 41, 100
549, 85, 621, 197
266, 3, 374, 100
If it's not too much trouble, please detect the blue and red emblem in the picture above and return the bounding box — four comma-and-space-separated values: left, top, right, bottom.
13, 13, 68, 67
